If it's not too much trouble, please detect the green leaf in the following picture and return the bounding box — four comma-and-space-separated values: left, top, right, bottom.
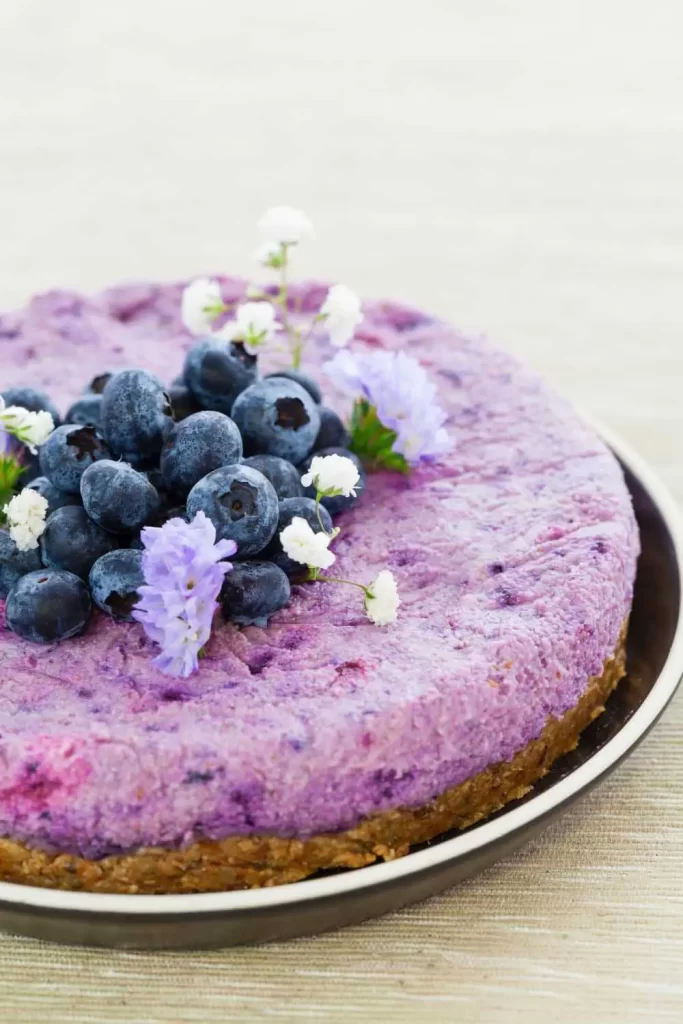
0, 455, 26, 523
348, 400, 410, 475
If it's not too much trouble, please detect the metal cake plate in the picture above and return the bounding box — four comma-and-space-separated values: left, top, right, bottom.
0, 419, 680, 949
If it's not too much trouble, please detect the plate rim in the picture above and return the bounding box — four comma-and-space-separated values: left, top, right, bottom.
1, 417, 681, 918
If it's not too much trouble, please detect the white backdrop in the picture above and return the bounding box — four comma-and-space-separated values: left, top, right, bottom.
1, 2, 682, 1021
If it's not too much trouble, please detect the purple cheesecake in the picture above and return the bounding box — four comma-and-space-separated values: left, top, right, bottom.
0, 280, 639, 893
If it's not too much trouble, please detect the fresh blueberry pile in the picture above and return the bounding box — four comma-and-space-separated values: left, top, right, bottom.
0, 345, 362, 644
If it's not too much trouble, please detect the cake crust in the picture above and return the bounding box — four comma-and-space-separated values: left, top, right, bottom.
0, 627, 626, 895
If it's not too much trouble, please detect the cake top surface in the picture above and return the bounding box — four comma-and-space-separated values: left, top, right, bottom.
0, 280, 639, 857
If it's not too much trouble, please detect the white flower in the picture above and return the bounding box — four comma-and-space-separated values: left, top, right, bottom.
364, 570, 400, 626
320, 285, 364, 348
3, 488, 49, 552
216, 301, 282, 355
301, 454, 360, 499
280, 516, 335, 570
257, 206, 314, 246
0, 405, 55, 454
181, 278, 223, 336
254, 240, 284, 268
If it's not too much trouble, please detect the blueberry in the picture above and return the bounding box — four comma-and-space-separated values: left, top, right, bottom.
231, 378, 320, 463
3, 425, 52, 485
128, 506, 188, 549
138, 467, 171, 517
220, 561, 291, 627
89, 549, 144, 621
15, 446, 42, 485
80, 460, 161, 535
184, 339, 258, 414
242, 455, 303, 500
40, 506, 121, 580
39, 424, 111, 494
265, 369, 322, 404
65, 394, 103, 429
27, 476, 82, 517
1, 387, 61, 427
140, 466, 168, 501
187, 465, 278, 557
6, 569, 91, 644
168, 383, 201, 422
84, 371, 116, 395
299, 447, 365, 516
160, 411, 243, 497
313, 406, 350, 451
264, 496, 333, 578
0, 530, 42, 599
101, 370, 173, 466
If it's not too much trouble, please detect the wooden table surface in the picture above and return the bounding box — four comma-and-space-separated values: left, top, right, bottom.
1, 1, 682, 1020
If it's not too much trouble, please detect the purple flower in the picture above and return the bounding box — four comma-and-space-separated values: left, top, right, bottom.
0, 398, 9, 457
324, 349, 451, 467
132, 511, 236, 678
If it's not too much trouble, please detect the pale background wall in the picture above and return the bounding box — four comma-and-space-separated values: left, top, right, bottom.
0, 1, 682, 1021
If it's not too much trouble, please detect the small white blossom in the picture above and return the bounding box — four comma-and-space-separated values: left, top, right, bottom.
3, 488, 49, 552
258, 206, 314, 246
254, 240, 284, 268
216, 301, 282, 355
181, 278, 223, 336
320, 285, 364, 348
280, 516, 335, 570
301, 454, 360, 499
364, 570, 400, 626
0, 405, 54, 454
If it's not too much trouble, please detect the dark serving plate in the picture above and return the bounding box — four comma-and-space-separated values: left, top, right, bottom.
0, 421, 681, 949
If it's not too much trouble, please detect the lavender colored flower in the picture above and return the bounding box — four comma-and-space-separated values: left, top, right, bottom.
0, 398, 9, 457
324, 349, 451, 468
132, 510, 237, 678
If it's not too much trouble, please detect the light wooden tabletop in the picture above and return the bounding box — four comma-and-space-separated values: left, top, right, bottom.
1, 1, 682, 1020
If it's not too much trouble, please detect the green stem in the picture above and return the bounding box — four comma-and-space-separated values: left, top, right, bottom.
314, 495, 332, 536
272, 243, 304, 368
291, 330, 303, 370
278, 245, 291, 329
316, 575, 371, 597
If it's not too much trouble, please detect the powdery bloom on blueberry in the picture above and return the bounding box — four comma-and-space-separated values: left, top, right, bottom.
364, 569, 400, 626
0, 401, 54, 454
181, 278, 223, 336
320, 284, 364, 348
258, 205, 314, 246
301, 454, 360, 499
132, 511, 237, 678
324, 349, 451, 467
3, 488, 48, 551
280, 515, 336, 570
216, 301, 282, 355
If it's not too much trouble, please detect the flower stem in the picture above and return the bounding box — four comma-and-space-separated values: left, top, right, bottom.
271, 243, 305, 369
314, 495, 331, 536
316, 575, 371, 597
291, 330, 303, 370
